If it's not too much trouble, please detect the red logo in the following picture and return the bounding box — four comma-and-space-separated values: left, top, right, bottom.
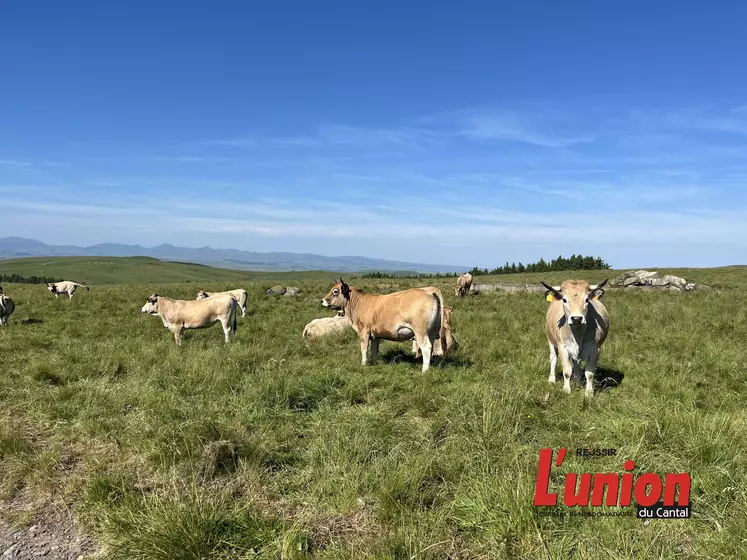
534, 448, 691, 508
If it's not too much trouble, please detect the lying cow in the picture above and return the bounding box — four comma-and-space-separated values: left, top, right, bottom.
140, 293, 237, 345
302, 313, 352, 340
196, 289, 248, 317
541, 279, 609, 397
454, 272, 473, 298
321, 278, 445, 372
0, 294, 14, 325
48, 281, 89, 299
413, 304, 457, 357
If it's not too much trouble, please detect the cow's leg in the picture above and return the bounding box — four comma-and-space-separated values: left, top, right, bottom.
583, 347, 600, 398
221, 318, 231, 343
548, 342, 558, 383
359, 332, 370, 365
418, 334, 434, 372
241, 304, 246, 318
68, 291, 74, 299
571, 360, 583, 384
369, 338, 380, 365
173, 325, 184, 346
412, 339, 422, 359
557, 346, 573, 393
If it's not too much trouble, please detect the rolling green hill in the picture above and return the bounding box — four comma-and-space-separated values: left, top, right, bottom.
0, 256, 343, 285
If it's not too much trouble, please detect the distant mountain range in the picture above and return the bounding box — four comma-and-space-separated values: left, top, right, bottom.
0, 237, 467, 273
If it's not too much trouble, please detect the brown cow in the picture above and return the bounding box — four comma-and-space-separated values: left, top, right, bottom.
321, 278, 445, 372
541, 279, 609, 397
454, 272, 473, 298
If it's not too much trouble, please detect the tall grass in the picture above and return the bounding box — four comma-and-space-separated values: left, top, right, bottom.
0, 270, 745, 558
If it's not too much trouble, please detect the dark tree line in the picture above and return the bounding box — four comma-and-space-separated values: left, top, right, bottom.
470, 255, 610, 276
0, 273, 61, 284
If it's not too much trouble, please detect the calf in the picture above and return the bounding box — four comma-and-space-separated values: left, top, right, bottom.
196, 289, 248, 317
140, 293, 237, 345
48, 281, 89, 299
321, 279, 445, 372
541, 279, 609, 397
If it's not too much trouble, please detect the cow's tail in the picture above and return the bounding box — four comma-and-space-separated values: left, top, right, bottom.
76, 283, 90, 291
431, 289, 447, 354
232, 301, 238, 334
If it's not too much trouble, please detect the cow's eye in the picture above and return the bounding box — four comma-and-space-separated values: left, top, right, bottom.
562, 297, 568, 303
333, 289, 339, 295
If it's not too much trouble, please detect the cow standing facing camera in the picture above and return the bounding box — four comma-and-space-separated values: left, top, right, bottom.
542, 279, 610, 397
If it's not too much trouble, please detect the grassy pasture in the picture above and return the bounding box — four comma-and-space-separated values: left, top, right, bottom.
1, 262, 746, 559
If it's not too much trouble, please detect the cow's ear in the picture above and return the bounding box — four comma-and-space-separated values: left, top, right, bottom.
341, 281, 350, 297
545, 290, 561, 302
541, 281, 561, 302
590, 288, 605, 300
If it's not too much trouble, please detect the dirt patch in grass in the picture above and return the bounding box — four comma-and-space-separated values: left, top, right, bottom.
0, 494, 98, 560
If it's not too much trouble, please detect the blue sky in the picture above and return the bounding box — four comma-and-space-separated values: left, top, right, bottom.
2, 1, 747, 268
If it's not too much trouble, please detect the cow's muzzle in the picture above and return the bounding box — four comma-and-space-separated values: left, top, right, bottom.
569, 314, 585, 326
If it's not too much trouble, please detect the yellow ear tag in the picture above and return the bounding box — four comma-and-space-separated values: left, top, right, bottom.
546, 293, 555, 302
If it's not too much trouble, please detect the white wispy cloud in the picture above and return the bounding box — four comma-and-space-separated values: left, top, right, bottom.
455, 112, 590, 147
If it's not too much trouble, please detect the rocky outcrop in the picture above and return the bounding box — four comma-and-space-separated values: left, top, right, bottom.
266, 285, 286, 296
610, 270, 711, 291
266, 285, 302, 296
470, 283, 546, 294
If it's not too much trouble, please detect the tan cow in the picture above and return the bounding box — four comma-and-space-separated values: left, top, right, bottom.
412, 304, 457, 357
302, 313, 353, 340
140, 293, 237, 345
454, 272, 473, 298
47, 281, 89, 299
0, 294, 14, 325
321, 278, 445, 372
196, 289, 248, 317
541, 279, 609, 397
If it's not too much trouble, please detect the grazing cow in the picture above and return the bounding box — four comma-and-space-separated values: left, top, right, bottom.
454, 272, 473, 298
302, 313, 353, 340
0, 294, 14, 325
413, 304, 457, 357
196, 289, 248, 317
541, 279, 609, 397
48, 281, 89, 299
321, 278, 445, 372
140, 293, 237, 345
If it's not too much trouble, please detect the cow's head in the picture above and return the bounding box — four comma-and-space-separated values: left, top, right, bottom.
541, 279, 607, 327
196, 290, 209, 300
443, 305, 454, 327
47, 283, 56, 293
141, 294, 160, 314
322, 278, 350, 309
